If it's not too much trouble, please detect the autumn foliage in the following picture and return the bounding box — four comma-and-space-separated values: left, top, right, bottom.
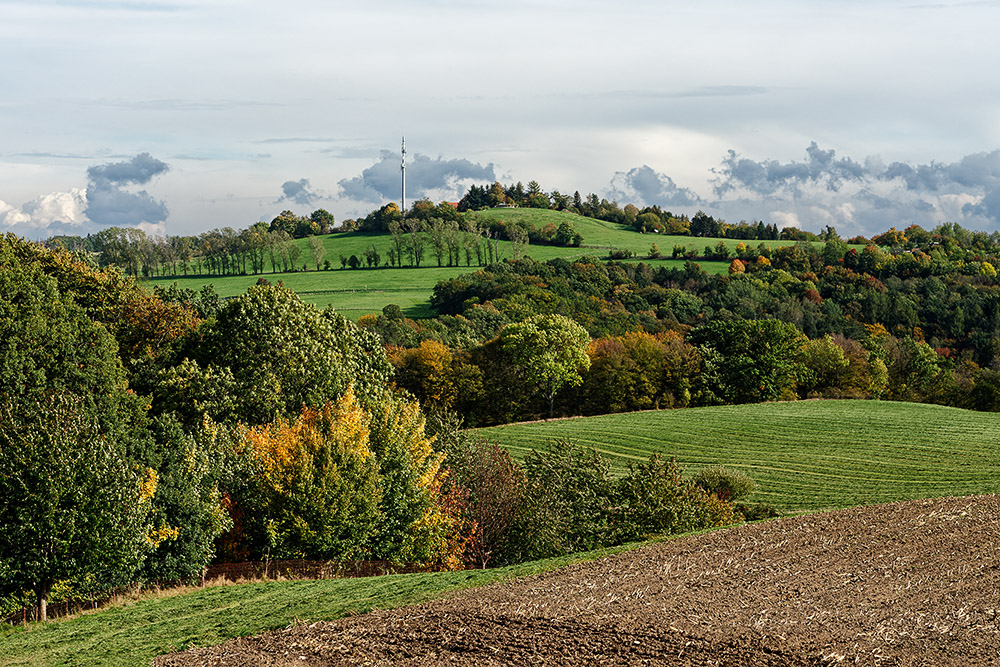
221, 389, 467, 568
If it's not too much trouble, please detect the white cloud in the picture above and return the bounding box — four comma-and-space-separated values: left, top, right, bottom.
0, 188, 87, 235
0, 199, 31, 227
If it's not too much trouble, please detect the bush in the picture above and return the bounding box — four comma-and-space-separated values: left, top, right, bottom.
734, 502, 779, 522
520, 439, 615, 558
692, 465, 757, 502
442, 440, 745, 567
614, 455, 737, 542
441, 437, 530, 568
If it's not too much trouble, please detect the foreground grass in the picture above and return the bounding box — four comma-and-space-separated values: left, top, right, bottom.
0, 542, 647, 667
474, 400, 1000, 513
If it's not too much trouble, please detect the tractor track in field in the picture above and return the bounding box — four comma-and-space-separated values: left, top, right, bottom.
156, 495, 1000, 666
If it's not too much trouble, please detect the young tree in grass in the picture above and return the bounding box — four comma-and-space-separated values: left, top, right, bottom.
308, 236, 325, 270
498, 314, 591, 418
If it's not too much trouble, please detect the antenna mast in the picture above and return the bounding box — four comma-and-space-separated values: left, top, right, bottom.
400, 136, 406, 218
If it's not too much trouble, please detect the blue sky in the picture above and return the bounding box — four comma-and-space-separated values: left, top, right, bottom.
3, 0, 1000, 238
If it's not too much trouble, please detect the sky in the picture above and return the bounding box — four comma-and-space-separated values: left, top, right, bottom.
3, 0, 1000, 240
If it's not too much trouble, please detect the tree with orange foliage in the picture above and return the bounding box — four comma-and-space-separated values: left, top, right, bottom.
225, 388, 459, 565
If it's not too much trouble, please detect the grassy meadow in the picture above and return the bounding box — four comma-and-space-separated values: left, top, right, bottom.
142, 209, 772, 317
473, 400, 1000, 513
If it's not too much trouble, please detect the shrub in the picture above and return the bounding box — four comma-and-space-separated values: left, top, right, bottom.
735, 502, 780, 522
613, 455, 737, 542
443, 440, 745, 567
441, 437, 529, 568
692, 465, 757, 502
520, 439, 615, 557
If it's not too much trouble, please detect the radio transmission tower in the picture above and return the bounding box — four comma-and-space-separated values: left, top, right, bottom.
400, 136, 406, 218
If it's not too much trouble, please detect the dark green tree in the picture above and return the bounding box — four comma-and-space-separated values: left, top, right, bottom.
0, 255, 152, 621
183, 283, 391, 425
689, 319, 807, 404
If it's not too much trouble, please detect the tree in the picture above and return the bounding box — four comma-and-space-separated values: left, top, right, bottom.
498, 314, 591, 418
797, 334, 850, 397
555, 221, 582, 247
308, 236, 325, 270
635, 212, 662, 233
507, 224, 529, 260
689, 319, 807, 404
310, 209, 335, 234
0, 395, 153, 622
581, 332, 699, 414
183, 284, 391, 425
365, 392, 452, 563
241, 392, 382, 559
0, 254, 153, 621
137, 415, 232, 581
392, 340, 483, 412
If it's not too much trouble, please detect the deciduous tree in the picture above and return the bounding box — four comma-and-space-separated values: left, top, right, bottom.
498, 314, 591, 418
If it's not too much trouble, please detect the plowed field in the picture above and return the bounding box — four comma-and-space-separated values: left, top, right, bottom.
156, 496, 1000, 666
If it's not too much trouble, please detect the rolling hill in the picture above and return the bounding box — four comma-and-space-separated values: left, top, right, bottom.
472, 399, 1000, 512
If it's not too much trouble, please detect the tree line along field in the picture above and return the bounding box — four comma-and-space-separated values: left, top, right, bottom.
4, 399, 998, 666
143, 208, 810, 318
472, 399, 1000, 513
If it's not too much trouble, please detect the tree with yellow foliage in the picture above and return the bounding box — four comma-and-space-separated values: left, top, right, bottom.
242, 390, 381, 559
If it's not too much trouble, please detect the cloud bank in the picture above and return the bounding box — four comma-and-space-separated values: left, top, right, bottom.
609, 145, 1000, 238
339, 152, 496, 204
1, 153, 170, 238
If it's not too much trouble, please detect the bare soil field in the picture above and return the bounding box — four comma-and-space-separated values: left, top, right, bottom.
156, 496, 1000, 666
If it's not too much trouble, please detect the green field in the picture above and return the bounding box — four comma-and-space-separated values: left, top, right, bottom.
472, 400, 1000, 512
142, 209, 781, 317
0, 542, 647, 667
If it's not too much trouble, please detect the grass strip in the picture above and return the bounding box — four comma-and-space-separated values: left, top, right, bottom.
0, 542, 645, 667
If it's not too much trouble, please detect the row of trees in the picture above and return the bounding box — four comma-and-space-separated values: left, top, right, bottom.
48, 209, 337, 279
455, 181, 837, 242
385, 316, 903, 426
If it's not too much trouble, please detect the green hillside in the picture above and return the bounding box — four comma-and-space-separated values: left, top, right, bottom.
142, 209, 782, 317
472, 400, 1000, 513
474, 207, 795, 256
